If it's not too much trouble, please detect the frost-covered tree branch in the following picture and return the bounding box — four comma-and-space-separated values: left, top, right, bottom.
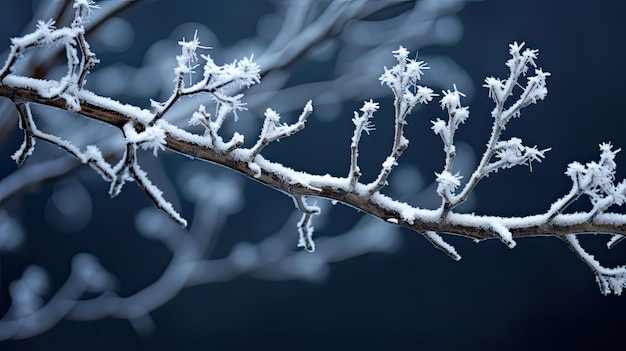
0, 0, 468, 204
2, 0, 626, 343
1, 1, 626, 299
0, 0, 477, 341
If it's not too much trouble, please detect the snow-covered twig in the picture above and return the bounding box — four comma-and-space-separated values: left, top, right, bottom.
294, 196, 320, 252
367, 47, 436, 195
423, 231, 461, 261
12, 103, 114, 180
249, 101, 312, 159
563, 234, 626, 296
548, 143, 626, 223
348, 99, 378, 190
437, 42, 550, 216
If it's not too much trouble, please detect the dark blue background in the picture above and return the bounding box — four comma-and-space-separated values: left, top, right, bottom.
1, 1, 626, 350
